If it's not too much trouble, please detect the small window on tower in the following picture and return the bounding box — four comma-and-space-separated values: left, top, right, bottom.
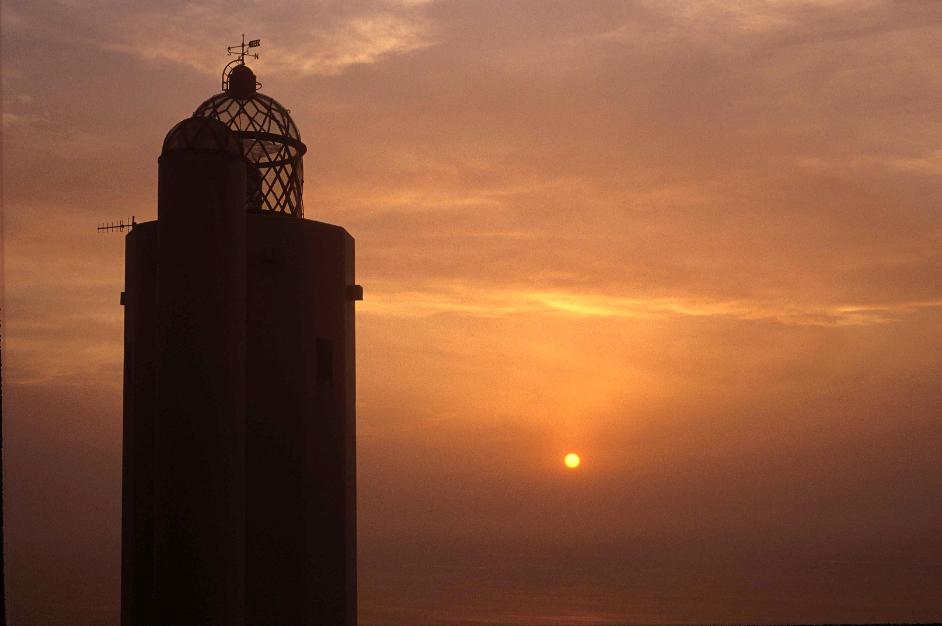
316, 338, 333, 382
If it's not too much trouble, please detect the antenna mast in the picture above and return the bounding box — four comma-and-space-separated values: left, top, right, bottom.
97, 216, 137, 233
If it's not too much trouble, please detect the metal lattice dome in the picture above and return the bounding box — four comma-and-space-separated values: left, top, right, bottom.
162, 117, 243, 156
192, 64, 307, 217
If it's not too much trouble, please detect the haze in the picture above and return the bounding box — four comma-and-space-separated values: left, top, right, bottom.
3, 1, 941, 624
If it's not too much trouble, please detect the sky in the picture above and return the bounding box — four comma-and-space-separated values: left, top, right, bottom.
2, 0, 942, 624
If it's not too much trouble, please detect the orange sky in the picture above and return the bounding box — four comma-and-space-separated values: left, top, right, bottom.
3, 1, 942, 624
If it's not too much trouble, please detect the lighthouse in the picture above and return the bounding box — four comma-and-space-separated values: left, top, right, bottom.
121, 41, 359, 626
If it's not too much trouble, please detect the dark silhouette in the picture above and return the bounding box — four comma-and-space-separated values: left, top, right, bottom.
121, 43, 359, 626
1, 314, 6, 626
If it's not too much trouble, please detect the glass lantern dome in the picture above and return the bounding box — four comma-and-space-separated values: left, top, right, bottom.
192, 63, 307, 217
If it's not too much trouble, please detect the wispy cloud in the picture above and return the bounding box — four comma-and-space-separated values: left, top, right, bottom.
2, 111, 46, 127
362, 285, 942, 327
7, 0, 436, 77
103, 8, 433, 77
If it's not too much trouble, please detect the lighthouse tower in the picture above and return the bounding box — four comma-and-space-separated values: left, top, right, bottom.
121, 43, 359, 626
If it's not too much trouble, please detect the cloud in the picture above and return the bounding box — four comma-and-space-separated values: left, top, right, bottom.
1, 110, 46, 127
9, 0, 436, 77
882, 150, 942, 176
269, 12, 434, 76
362, 284, 942, 327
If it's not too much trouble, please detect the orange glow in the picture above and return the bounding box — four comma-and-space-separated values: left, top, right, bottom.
5, 2, 942, 624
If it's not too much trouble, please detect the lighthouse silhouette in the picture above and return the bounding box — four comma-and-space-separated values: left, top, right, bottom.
121, 43, 359, 626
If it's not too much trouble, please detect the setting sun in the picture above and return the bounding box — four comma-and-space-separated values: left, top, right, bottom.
564, 453, 581, 469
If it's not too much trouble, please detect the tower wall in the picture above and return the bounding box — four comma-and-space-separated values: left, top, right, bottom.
122, 213, 357, 626
121, 221, 159, 626
122, 85, 357, 626
245, 214, 357, 626
153, 147, 247, 626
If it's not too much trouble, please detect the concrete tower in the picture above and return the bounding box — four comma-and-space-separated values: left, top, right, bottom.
121, 52, 359, 626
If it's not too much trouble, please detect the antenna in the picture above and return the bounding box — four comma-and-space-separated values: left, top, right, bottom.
97, 216, 136, 233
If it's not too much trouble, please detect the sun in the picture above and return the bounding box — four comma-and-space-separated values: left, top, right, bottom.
563, 452, 581, 469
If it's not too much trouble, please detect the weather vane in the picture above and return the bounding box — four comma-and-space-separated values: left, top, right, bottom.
222, 34, 261, 91
227, 34, 261, 65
